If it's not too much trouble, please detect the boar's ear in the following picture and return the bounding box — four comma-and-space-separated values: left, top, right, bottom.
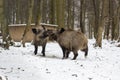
32, 28, 37, 34
59, 28, 65, 33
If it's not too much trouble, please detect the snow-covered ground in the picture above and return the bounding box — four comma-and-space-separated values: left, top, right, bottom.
0, 39, 120, 80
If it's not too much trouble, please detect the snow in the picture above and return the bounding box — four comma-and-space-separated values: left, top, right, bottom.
8, 23, 58, 27
0, 39, 120, 80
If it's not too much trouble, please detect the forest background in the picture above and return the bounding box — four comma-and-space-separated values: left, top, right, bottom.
0, 0, 120, 49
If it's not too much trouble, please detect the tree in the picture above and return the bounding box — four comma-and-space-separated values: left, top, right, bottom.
111, 0, 119, 40
56, 0, 65, 28
49, 0, 56, 24
93, 0, 100, 40
66, 0, 75, 29
79, 0, 86, 33
21, 0, 34, 47
93, 0, 109, 47
35, 0, 41, 26
0, 0, 10, 49
41, 0, 47, 23
97, 0, 108, 47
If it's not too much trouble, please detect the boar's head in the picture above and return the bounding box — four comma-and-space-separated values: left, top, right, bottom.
32, 26, 48, 45
41, 28, 65, 41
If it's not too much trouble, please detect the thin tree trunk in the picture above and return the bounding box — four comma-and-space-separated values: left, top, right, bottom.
71, 0, 75, 29
96, 0, 108, 47
35, 0, 41, 26
56, 0, 65, 28
92, 0, 99, 39
0, 0, 9, 49
118, 1, 120, 41
16, 0, 20, 24
21, 0, 34, 47
89, 23, 92, 39
41, 0, 47, 23
66, 0, 72, 29
49, 0, 56, 24
112, 0, 119, 40
111, 0, 119, 40
80, 0, 85, 33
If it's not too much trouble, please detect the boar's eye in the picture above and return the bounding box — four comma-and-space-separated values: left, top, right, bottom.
32, 28, 43, 35
32, 28, 37, 34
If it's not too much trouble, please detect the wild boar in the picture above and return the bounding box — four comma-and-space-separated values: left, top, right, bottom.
43, 28, 88, 60
32, 26, 48, 56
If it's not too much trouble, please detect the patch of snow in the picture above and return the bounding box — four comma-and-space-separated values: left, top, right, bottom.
0, 39, 120, 80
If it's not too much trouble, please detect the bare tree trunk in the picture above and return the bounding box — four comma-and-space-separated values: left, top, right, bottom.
116, 2, 120, 40
71, 0, 75, 29
93, 0, 108, 47
16, 0, 20, 24
89, 22, 92, 39
103, 0, 110, 39
112, 0, 119, 40
66, 0, 75, 29
35, 0, 41, 26
110, 0, 118, 40
97, 0, 109, 47
21, 0, 34, 47
80, 0, 85, 33
49, 0, 56, 24
118, 1, 120, 41
56, 0, 65, 28
66, 0, 72, 29
0, 0, 10, 49
41, 0, 47, 23
92, 0, 99, 39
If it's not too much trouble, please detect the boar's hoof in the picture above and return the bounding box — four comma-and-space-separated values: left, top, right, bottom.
72, 58, 76, 60
85, 54, 88, 58
42, 53, 45, 57
34, 51, 37, 55
72, 53, 78, 60
62, 57, 65, 59
62, 57, 67, 59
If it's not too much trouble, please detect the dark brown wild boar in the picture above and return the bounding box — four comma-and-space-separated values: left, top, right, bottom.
43, 28, 88, 60
32, 26, 49, 56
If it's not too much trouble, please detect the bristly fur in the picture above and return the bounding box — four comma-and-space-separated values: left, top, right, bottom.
49, 28, 88, 60
32, 28, 47, 56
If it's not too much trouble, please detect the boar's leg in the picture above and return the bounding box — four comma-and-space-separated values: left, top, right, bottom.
72, 51, 78, 60
85, 46, 88, 57
60, 46, 66, 59
41, 42, 46, 56
65, 50, 70, 58
81, 46, 88, 58
34, 44, 38, 55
